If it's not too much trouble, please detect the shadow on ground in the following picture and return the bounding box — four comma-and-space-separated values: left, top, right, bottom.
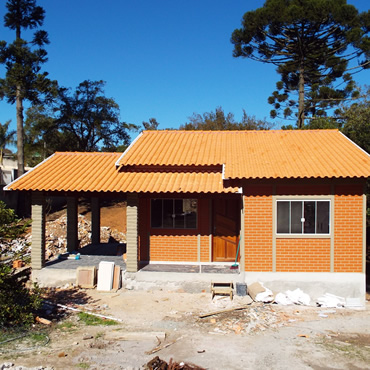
38, 288, 99, 322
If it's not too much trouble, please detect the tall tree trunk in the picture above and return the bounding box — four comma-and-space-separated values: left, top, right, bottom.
298, 63, 305, 129
15, 24, 24, 177
16, 85, 24, 177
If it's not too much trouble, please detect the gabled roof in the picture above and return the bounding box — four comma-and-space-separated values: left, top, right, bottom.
5, 129, 370, 194
118, 130, 370, 180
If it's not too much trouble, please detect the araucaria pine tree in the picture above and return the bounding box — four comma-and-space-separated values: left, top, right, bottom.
231, 0, 369, 128
0, 0, 57, 175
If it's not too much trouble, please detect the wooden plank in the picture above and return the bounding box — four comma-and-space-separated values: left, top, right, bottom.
199, 304, 252, 319
112, 265, 121, 290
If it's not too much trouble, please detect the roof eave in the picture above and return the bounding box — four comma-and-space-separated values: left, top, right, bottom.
4, 153, 57, 191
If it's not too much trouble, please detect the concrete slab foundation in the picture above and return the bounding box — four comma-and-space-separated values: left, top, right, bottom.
32, 261, 366, 305
243, 272, 366, 305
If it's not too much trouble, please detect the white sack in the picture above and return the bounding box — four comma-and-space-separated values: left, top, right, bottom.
255, 283, 274, 303
317, 293, 345, 308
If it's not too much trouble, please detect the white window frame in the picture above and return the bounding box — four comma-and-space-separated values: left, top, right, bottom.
275, 197, 332, 238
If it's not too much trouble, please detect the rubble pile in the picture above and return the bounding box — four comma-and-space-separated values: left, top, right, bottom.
0, 214, 126, 261
0, 235, 31, 258
44, 214, 126, 259
145, 356, 205, 370
196, 300, 295, 335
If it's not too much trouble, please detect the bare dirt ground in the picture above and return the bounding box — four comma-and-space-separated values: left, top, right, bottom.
1, 286, 370, 370
46, 199, 126, 234
2, 201, 369, 369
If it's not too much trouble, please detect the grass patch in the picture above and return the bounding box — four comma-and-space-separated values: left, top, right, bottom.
0, 329, 49, 353
317, 339, 369, 362
56, 320, 78, 332
95, 331, 104, 339
77, 312, 117, 326
76, 363, 90, 369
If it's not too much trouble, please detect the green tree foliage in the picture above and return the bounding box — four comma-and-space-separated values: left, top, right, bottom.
56, 80, 135, 152
338, 86, 370, 228
0, 201, 29, 241
340, 87, 370, 154
231, 0, 369, 128
142, 117, 159, 131
24, 104, 72, 166
0, 120, 16, 163
180, 107, 272, 130
0, 263, 43, 327
0, 201, 41, 328
0, 0, 57, 175
24, 80, 136, 160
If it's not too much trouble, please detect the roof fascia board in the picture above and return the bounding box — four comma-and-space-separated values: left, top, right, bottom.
4, 152, 57, 191
222, 163, 228, 180
115, 131, 144, 168
339, 131, 370, 158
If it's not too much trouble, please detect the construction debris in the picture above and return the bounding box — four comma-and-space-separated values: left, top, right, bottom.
146, 337, 181, 355
248, 282, 274, 302
145, 356, 205, 370
1, 213, 126, 261
275, 289, 311, 306
44, 214, 126, 260
196, 301, 294, 335
199, 301, 252, 319
317, 293, 345, 308
44, 300, 124, 322
35, 316, 52, 325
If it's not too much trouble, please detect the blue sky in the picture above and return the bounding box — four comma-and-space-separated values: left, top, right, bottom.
1, 0, 369, 142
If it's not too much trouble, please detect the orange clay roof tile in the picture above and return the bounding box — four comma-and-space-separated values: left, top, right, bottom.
5, 152, 238, 193
118, 130, 370, 179
5, 130, 370, 193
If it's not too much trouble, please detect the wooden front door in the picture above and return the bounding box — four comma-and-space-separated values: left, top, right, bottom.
212, 198, 240, 262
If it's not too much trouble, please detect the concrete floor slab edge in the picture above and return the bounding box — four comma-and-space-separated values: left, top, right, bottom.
243, 272, 366, 304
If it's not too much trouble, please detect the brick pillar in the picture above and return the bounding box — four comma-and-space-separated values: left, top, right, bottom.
126, 193, 138, 272
31, 192, 45, 270
67, 196, 78, 252
91, 196, 100, 245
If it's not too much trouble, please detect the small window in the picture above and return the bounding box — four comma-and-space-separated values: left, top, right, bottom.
151, 199, 198, 229
276, 200, 330, 235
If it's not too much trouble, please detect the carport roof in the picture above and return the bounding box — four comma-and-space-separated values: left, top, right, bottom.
5, 152, 238, 193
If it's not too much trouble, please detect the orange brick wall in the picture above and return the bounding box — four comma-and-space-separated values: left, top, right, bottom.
243, 181, 364, 273
276, 239, 331, 272
334, 185, 363, 272
244, 186, 273, 271
150, 234, 198, 261
138, 196, 210, 262
136, 180, 364, 272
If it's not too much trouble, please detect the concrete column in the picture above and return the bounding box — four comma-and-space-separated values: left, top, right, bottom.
91, 197, 100, 245
126, 193, 138, 272
31, 193, 46, 270
67, 196, 78, 252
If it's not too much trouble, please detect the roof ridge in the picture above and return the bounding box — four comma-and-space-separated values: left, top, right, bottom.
54, 151, 120, 155
142, 129, 340, 134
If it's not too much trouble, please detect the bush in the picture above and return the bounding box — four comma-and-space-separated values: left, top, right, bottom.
0, 201, 30, 241
0, 264, 43, 327
0, 201, 42, 328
